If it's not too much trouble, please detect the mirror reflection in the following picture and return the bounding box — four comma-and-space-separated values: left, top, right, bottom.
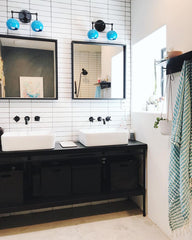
72, 41, 125, 99
0, 35, 57, 99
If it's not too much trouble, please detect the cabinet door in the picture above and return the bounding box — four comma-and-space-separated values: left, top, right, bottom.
31, 154, 71, 198
72, 163, 101, 195
41, 165, 71, 197
110, 157, 139, 192
0, 169, 23, 206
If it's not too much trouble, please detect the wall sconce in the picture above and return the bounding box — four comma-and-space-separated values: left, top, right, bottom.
6, 10, 43, 32
87, 20, 117, 40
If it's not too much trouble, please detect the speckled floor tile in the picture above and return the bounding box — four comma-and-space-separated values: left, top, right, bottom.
0, 211, 170, 240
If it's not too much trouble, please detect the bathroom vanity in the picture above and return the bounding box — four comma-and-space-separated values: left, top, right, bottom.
0, 140, 147, 226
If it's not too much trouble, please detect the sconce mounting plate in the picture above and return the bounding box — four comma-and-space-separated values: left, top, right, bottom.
19, 10, 31, 23
95, 20, 106, 32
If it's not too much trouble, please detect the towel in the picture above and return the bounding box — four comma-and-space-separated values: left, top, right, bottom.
169, 61, 192, 231
95, 86, 101, 98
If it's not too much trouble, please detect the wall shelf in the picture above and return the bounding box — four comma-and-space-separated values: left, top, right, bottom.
166, 51, 192, 74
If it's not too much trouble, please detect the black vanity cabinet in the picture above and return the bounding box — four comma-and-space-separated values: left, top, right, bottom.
0, 141, 147, 220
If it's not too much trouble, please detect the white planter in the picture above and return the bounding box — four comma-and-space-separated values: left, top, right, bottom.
159, 120, 172, 135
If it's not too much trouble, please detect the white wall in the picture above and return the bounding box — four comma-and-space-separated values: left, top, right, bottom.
132, 112, 171, 236
131, 0, 192, 53
131, 0, 192, 237
0, 0, 131, 141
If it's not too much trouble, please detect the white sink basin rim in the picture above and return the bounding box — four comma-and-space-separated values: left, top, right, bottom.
1, 131, 55, 151
79, 128, 129, 147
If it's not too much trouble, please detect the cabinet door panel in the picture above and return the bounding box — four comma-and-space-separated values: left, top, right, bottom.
41, 165, 71, 197
72, 164, 101, 195
110, 159, 139, 192
0, 170, 23, 206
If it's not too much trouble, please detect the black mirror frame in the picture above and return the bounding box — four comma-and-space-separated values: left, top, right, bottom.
0, 34, 58, 100
71, 41, 126, 100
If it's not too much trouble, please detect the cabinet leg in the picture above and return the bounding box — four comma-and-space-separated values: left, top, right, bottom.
143, 193, 146, 217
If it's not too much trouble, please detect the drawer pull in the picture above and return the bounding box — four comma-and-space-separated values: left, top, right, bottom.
101, 158, 107, 164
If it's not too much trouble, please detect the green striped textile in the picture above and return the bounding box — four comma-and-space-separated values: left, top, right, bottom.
169, 60, 192, 231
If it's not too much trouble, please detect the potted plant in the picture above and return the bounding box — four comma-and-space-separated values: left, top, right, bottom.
154, 116, 172, 135
154, 117, 164, 128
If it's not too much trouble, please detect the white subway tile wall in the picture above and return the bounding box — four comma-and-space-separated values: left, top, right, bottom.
0, 0, 131, 142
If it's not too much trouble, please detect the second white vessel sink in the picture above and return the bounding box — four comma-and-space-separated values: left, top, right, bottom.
79, 128, 129, 147
1, 131, 55, 151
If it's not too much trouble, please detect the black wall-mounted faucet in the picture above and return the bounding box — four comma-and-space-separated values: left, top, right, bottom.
24, 116, 30, 125
97, 116, 106, 125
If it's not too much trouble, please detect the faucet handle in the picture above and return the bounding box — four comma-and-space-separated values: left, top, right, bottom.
89, 116, 95, 122
97, 116, 102, 122
34, 116, 40, 121
106, 116, 111, 122
14, 115, 20, 122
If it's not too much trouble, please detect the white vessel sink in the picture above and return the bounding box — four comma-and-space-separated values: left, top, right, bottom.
79, 128, 129, 147
1, 131, 55, 151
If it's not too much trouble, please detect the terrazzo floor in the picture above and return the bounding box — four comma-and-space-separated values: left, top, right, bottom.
0, 208, 170, 240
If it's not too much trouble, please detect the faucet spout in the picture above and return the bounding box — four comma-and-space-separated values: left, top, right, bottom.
103, 119, 106, 125
24, 116, 30, 125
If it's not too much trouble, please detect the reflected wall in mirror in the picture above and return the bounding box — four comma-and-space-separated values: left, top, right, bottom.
72, 41, 126, 99
0, 34, 58, 99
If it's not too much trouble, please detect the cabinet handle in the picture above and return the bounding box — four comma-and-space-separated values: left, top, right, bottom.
101, 157, 107, 164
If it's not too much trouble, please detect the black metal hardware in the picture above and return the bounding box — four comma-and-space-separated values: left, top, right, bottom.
95, 20, 106, 32
19, 10, 32, 23
34, 116, 40, 121
89, 117, 95, 122
94, 20, 114, 32
14, 116, 20, 122
24, 116, 30, 125
166, 50, 192, 75
105, 116, 111, 122
97, 116, 106, 124
11, 10, 38, 23
101, 157, 107, 164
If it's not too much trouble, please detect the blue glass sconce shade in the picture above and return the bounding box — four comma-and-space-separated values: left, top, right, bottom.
31, 20, 43, 32
107, 30, 118, 40
88, 20, 118, 40
6, 18, 20, 30
7, 10, 43, 32
87, 29, 99, 39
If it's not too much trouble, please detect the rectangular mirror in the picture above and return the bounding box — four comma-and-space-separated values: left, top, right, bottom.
0, 34, 58, 99
72, 41, 126, 99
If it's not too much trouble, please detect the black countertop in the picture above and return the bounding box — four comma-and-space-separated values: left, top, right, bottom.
0, 140, 147, 158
